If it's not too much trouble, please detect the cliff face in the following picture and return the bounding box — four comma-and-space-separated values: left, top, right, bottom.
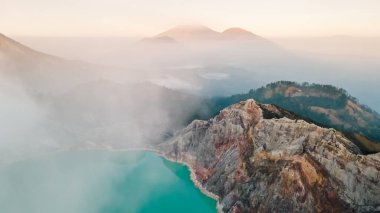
159, 99, 380, 213
208, 81, 380, 153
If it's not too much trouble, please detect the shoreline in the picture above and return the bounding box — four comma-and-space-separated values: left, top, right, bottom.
7, 146, 223, 212
154, 152, 222, 212
101, 146, 223, 212
85, 146, 223, 212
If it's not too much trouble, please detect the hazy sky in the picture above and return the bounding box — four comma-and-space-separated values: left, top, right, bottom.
1, 0, 380, 37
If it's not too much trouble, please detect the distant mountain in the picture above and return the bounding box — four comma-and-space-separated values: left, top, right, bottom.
0, 33, 121, 94
203, 81, 380, 153
0, 33, 54, 60
149, 25, 262, 42
221, 27, 261, 40
108, 25, 282, 69
156, 25, 221, 41
159, 99, 380, 212
0, 33, 59, 72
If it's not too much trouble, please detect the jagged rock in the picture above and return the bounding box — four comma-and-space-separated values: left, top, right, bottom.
158, 99, 380, 213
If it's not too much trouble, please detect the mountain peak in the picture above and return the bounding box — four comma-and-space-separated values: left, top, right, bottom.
210, 81, 380, 153
222, 27, 259, 39
156, 25, 220, 41
154, 25, 263, 41
159, 99, 379, 212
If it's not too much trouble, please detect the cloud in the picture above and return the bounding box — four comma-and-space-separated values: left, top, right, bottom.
199, 72, 229, 80
150, 75, 201, 91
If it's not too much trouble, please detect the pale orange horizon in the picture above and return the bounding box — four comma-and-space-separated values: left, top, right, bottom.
1, 0, 380, 37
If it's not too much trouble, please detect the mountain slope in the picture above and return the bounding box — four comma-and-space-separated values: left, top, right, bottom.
0, 33, 116, 94
156, 25, 221, 41
205, 81, 380, 153
0, 33, 58, 73
221, 28, 261, 40
0, 33, 54, 60
158, 99, 380, 212
152, 25, 263, 42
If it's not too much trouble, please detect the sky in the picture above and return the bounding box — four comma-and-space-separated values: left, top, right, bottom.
1, 0, 380, 37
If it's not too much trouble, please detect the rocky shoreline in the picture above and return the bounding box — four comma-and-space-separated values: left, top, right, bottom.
155, 150, 222, 212
3, 99, 379, 212
99, 146, 223, 212
77, 146, 224, 212
158, 99, 380, 212
95, 147, 224, 212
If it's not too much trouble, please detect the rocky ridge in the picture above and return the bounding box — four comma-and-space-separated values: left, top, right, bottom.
158, 99, 380, 213
208, 81, 380, 153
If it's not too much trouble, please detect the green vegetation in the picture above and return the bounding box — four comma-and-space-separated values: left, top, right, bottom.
199, 81, 380, 153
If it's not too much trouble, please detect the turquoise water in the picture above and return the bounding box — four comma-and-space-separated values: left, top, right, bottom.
0, 151, 217, 213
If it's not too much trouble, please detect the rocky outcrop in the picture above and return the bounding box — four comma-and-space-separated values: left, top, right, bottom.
207, 81, 380, 153
158, 99, 380, 213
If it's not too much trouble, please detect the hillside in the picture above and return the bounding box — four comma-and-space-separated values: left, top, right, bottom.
156, 25, 221, 41
203, 81, 380, 153
0, 33, 122, 94
149, 25, 263, 42
221, 28, 260, 39
158, 99, 380, 212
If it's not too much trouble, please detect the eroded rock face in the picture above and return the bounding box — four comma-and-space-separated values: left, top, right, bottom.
159, 99, 380, 213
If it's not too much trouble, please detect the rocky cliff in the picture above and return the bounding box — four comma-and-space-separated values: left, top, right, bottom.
206, 81, 380, 153
158, 99, 380, 213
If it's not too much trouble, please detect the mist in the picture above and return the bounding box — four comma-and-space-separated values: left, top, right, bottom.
15, 36, 380, 114
0, 77, 54, 164
1, 32, 380, 212
3, 34, 380, 157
